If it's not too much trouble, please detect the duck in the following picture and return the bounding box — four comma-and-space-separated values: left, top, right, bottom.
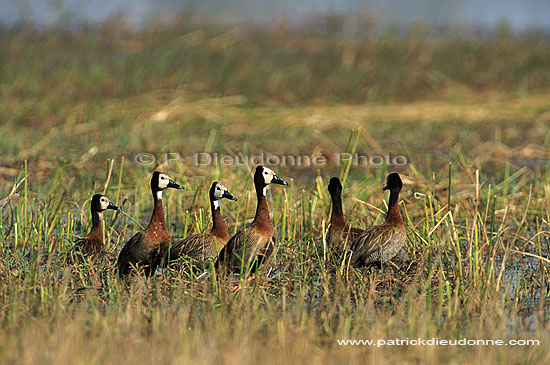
215, 166, 288, 275
74, 194, 120, 259
117, 171, 184, 278
349, 173, 406, 268
169, 182, 237, 267
327, 177, 363, 257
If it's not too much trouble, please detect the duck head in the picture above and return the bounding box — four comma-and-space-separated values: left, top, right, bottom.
91, 194, 121, 212
254, 166, 288, 196
210, 182, 237, 208
151, 171, 184, 200
383, 172, 403, 192
328, 177, 343, 196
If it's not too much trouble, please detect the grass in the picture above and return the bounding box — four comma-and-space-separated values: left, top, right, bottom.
1, 21, 550, 363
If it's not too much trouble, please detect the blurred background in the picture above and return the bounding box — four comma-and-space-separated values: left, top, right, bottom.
1, 0, 550, 184
3, 0, 550, 30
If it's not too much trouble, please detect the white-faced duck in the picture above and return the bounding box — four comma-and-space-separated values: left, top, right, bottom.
169, 182, 237, 267
74, 194, 120, 259
117, 171, 184, 278
327, 177, 363, 256
349, 173, 406, 268
215, 166, 288, 275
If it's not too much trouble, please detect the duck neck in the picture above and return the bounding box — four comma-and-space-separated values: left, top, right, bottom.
386, 188, 403, 224
253, 183, 272, 228
86, 209, 103, 242
148, 191, 167, 230
330, 191, 346, 228
211, 199, 229, 238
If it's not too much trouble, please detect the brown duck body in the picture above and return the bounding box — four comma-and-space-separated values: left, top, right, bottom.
327, 177, 363, 255
75, 215, 104, 258
73, 194, 120, 260
171, 232, 229, 262
170, 209, 231, 263
216, 194, 275, 274
328, 224, 363, 254
349, 173, 406, 268
169, 182, 236, 267
327, 197, 363, 253
348, 214, 405, 267
118, 198, 170, 277
215, 166, 287, 275
117, 172, 183, 278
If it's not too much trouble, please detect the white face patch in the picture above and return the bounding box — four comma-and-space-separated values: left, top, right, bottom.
99, 197, 110, 210
158, 173, 170, 190
156, 190, 163, 200
262, 167, 275, 184
213, 183, 227, 200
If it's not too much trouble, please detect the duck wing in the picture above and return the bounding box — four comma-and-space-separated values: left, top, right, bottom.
215, 227, 272, 274
349, 224, 405, 267
170, 233, 211, 261
117, 231, 146, 277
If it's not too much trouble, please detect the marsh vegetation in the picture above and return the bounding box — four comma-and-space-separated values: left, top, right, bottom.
1, 21, 550, 363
